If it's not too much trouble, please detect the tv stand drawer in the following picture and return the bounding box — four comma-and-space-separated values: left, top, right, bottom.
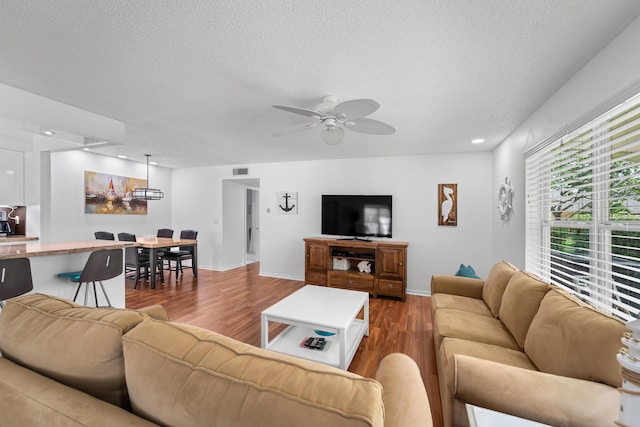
378, 279, 404, 298
328, 272, 374, 292
305, 271, 327, 286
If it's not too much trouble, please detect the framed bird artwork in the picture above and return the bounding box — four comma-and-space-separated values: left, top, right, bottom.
438, 184, 457, 226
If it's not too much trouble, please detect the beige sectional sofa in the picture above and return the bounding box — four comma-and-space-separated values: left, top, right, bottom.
431, 261, 628, 427
0, 293, 432, 427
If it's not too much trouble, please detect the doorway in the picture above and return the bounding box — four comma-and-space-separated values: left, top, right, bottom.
246, 187, 259, 263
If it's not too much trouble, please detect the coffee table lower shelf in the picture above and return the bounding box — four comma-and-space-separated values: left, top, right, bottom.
265, 319, 366, 369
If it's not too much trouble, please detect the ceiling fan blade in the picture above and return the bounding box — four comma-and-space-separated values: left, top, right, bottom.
272, 122, 318, 137
346, 118, 395, 135
272, 105, 322, 119
320, 127, 344, 145
333, 99, 379, 120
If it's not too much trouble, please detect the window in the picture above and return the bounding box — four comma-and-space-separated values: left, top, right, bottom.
526, 93, 640, 321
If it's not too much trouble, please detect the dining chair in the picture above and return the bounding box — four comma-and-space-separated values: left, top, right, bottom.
0, 258, 34, 308
94, 231, 115, 240
162, 229, 198, 277
157, 229, 174, 238
56, 249, 123, 307
155, 229, 174, 261
118, 233, 163, 289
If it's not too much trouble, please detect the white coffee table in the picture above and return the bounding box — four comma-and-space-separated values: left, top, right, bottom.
466, 404, 551, 427
261, 285, 369, 370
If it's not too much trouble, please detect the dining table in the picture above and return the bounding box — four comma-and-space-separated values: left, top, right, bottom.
136, 237, 198, 289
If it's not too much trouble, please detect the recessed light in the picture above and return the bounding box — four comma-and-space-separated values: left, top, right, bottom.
149, 161, 158, 165
117, 155, 127, 159
471, 138, 485, 144
41, 130, 55, 136
82, 148, 90, 151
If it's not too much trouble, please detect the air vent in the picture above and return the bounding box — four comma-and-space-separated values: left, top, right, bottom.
233, 168, 249, 176
83, 137, 109, 146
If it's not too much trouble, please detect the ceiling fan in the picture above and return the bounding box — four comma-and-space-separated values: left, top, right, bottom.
272, 95, 395, 145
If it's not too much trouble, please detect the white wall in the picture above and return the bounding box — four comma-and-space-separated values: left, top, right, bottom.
0, 148, 24, 205
47, 150, 172, 241
171, 166, 225, 269
173, 152, 493, 295
222, 180, 247, 269
4, 150, 172, 308
492, 15, 640, 268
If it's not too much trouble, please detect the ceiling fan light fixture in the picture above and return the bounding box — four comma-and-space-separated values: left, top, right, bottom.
323, 118, 337, 131
321, 127, 344, 145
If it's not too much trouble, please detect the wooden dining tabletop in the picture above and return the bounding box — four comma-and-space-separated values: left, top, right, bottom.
135, 237, 198, 248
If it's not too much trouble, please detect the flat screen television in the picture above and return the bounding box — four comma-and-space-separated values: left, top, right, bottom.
321, 195, 392, 239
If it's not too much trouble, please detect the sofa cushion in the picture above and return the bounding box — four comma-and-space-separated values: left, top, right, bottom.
455, 264, 480, 279
481, 261, 518, 317
433, 309, 519, 350
441, 337, 537, 372
0, 293, 156, 408
524, 288, 627, 388
0, 357, 158, 426
498, 271, 549, 349
122, 319, 384, 427
431, 293, 492, 317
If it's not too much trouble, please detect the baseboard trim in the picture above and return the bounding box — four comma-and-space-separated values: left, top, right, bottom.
406, 289, 431, 297
258, 272, 303, 281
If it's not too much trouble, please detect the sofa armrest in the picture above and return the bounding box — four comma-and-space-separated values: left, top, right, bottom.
453, 354, 619, 427
375, 353, 433, 427
431, 275, 484, 299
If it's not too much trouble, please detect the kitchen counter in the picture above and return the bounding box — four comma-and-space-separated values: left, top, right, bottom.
0, 239, 136, 308
0, 235, 39, 244
0, 239, 134, 260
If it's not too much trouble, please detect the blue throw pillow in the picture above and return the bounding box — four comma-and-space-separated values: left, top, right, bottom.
455, 264, 480, 279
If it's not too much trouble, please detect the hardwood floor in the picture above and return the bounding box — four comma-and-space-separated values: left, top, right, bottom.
125, 262, 443, 427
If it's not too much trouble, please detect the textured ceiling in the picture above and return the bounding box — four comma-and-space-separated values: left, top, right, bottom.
0, 0, 639, 168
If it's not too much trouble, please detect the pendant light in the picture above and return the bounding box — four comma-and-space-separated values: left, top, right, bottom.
132, 154, 164, 200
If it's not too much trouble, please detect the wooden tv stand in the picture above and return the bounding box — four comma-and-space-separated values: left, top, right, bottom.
304, 237, 408, 301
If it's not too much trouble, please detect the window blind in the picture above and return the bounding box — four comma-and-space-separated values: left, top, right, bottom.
526, 93, 640, 321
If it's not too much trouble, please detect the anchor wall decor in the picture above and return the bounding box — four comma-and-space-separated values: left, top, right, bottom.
277, 191, 298, 215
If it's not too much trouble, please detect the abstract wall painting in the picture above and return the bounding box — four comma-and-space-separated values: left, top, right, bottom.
84, 171, 148, 215
438, 183, 457, 226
